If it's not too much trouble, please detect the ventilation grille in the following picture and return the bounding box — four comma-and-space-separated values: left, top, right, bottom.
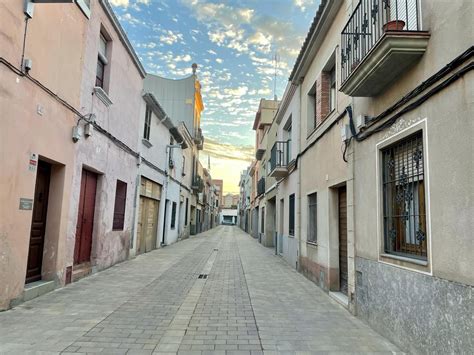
198, 274, 208, 279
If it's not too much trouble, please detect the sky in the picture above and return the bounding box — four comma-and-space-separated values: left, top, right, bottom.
110, 0, 321, 193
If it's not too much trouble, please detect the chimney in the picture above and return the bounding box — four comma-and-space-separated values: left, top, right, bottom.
192, 63, 198, 74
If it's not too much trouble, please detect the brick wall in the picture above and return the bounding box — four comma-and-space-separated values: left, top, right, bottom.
315, 72, 331, 127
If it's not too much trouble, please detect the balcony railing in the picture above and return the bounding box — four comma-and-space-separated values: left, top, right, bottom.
270, 140, 291, 178
257, 177, 265, 197
341, 0, 421, 84
194, 128, 204, 150
191, 175, 204, 193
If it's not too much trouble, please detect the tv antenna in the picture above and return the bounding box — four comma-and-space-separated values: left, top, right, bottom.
272, 51, 280, 100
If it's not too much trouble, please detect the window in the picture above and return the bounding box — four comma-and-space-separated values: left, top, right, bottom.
113, 180, 127, 230
284, 119, 292, 161
76, 0, 91, 17
143, 105, 151, 140
329, 65, 336, 112
308, 193, 317, 243
307, 84, 317, 133
96, 33, 108, 89
171, 202, 177, 229
382, 131, 426, 259
185, 198, 189, 225
182, 156, 186, 176
289, 194, 295, 236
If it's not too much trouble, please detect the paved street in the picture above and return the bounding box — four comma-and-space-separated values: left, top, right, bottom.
0, 226, 400, 354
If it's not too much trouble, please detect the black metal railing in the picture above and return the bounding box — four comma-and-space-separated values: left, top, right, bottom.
270, 140, 291, 172
191, 175, 204, 193
341, 0, 421, 83
257, 177, 265, 197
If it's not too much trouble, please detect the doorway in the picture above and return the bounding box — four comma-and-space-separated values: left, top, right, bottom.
26, 160, 51, 283
74, 169, 98, 265
137, 197, 159, 254
338, 186, 348, 295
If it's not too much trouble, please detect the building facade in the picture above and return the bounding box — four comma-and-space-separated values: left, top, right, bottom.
239, 0, 473, 352
0, 0, 218, 310
0, 0, 88, 309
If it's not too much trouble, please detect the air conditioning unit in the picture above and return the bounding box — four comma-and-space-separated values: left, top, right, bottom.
356, 115, 369, 130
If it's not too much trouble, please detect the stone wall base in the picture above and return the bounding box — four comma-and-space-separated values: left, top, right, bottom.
355, 257, 473, 354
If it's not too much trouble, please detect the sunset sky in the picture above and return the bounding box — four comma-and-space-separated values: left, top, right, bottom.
110, 0, 321, 193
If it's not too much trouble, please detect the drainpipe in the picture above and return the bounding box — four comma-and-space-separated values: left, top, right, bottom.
296, 87, 302, 271
130, 155, 142, 252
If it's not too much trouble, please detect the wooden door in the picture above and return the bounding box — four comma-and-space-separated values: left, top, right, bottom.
338, 186, 348, 295
26, 161, 51, 283
144, 199, 159, 252
74, 169, 97, 265
137, 197, 159, 255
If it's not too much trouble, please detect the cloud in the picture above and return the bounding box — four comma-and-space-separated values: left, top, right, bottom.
175, 54, 192, 62
224, 86, 248, 97
160, 30, 184, 45
181, 1, 254, 27
110, 0, 150, 8
215, 58, 223, 64
294, 0, 316, 11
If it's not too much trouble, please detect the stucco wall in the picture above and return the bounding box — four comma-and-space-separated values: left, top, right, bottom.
350, 1, 473, 351
352, 0, 473, 286
275, 86, 300, 268
66, 0, 143, 272
298, 2, 352, 293
0, 1, 87, 309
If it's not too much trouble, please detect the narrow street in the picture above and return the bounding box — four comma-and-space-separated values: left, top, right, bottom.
0, 226, 399, 354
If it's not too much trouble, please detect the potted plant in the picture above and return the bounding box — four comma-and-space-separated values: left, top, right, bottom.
383, 19, 405, 31
383, 0, 406, 32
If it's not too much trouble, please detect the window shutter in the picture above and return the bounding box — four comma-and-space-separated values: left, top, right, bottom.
113, 180, 127, 230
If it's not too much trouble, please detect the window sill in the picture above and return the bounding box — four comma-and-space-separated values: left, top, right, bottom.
93, 87, 113, 107
380, 253, 428, 266
288, 234, 295, 238
142, 139, 152, 148
306, 109, 337, 140
306, 241, 318, 247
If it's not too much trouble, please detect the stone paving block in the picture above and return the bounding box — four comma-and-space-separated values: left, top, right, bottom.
0, 227, 399, 354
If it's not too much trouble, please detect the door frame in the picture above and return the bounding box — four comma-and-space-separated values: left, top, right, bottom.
26, 160, 52, 283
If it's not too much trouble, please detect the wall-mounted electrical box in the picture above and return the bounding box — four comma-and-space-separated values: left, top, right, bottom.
341, 124, 351, 142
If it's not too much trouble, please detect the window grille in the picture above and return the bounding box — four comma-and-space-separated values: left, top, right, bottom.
308, 193, 317, 243
382, 131, 427, 259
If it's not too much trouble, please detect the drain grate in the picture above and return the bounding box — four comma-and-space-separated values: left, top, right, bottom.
198, 274, 208, 279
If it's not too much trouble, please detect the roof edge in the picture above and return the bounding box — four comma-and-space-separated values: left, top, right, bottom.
100, 0, 146, 78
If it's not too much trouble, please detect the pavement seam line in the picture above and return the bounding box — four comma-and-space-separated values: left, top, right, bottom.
234, 230, 265, 352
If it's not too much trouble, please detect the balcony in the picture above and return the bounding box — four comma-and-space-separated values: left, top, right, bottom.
269, 140, 291, 179
340, 0, 430, 97
257, 178, 265, 197
194, 128, 204, 150
191, 175, 204, 193
255, 147, 265, 160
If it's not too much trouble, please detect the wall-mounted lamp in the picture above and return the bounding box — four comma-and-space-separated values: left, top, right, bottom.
72, 113, 96, 143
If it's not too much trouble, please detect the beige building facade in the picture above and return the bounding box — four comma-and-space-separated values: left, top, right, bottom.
0, 0, 88, 309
